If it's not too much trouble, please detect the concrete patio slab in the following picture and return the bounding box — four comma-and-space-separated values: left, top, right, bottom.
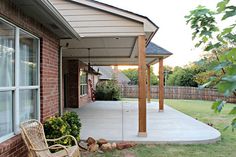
66, 101, 221, 144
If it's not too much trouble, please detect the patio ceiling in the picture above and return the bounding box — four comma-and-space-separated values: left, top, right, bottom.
61, 37, 162, 66
61, 38, 173, 66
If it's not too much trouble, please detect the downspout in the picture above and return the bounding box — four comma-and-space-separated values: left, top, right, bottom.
59, 46, 63, 116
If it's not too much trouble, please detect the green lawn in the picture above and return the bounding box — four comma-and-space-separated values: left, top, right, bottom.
81, 99, 236, 157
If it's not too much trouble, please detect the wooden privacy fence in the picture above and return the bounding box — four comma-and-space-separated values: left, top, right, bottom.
121, 85, 236, 103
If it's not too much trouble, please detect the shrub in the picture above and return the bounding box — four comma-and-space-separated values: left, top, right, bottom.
44, 116, 71, 145
62, 112, 81, 141
43, 112, 81, 146
95, 80, 121, 100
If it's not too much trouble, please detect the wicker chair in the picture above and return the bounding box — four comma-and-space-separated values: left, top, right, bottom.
20, 119, 80, 157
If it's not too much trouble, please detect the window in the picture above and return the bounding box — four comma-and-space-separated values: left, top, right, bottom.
80, 71, 88, 96
0, 18, 40, 143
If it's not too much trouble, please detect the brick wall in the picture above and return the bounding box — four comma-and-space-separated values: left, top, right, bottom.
63, 60, 93, 108
0, 135, 27, 157
80, 95, 91, 107
0, 0, 60, 156
40, 37, 60, 121
67, 60, 79, 108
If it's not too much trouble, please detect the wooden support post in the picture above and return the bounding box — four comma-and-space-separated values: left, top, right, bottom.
147, 65, 151, 103
138, 35, 147, 136
158, 57, 164, 111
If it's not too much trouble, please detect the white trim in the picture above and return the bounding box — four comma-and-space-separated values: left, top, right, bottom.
14, 27, 20, 133
19, 28, 40, 40
37, 39, 41, 121
0, 133, 14, 143
0, 87, 16, 91
19, 86, 40, 90
0, 17, 16, 27
59, 47, 63, 116
80, 94, 88, 97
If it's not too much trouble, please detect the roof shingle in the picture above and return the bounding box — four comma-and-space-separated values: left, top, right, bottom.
146, 42, 173, 56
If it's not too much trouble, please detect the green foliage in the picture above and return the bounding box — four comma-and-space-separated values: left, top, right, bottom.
186, 0, 236, 130
185, 5, 218, 46
167, 64, 206, 87
62, 112, 81, 141
150, 66, 159, 85
44, 112, 81, 146
122, 66, 158, 85
44, 117, 71, 145
95, 80, 121, 100
122, 68, 138, 85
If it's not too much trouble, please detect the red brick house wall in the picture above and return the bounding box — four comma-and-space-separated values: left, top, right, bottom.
67, 60, 80, 108
80, 95, 91, 107
63, 60, 93, 108
0, 0, 60, 156
40, 37, 60, 122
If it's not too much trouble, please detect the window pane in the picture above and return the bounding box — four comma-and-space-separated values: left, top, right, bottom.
0, 20, 15, 87
20, 89, 37, 122
0, 91, 13, 137
80, 71, 87, 84
20, 31, 38, 86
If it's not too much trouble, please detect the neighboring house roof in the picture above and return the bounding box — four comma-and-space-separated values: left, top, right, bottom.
93, 66, 130, 83
146, 42, 173, 56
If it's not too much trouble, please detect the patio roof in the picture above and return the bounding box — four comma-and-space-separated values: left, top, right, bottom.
146, 42, 173, 65
146, 42, 173, 56
45, 0, 162, 65
50, 0, 158, 40
11, 0, 170, 66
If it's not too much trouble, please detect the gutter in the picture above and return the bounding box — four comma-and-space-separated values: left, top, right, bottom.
146, 28, 159, 47
38, 0, 80, 39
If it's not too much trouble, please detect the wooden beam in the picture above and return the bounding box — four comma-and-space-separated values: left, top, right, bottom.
130, 37, 138, 58
158, 57, 164, 111
138, 35, 147, 136
147, 65, 151, 103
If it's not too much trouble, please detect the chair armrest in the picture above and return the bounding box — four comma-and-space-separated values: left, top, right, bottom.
47, 135, 78, 146
30, 144, 69, 157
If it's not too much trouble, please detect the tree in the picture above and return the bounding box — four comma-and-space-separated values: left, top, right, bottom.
194, 54, 222, 86
166, 64, 206, 87
122, 66, 158, 85
185, 0, 236, 130
150, 66, 159, 85
122, 68, 138, 85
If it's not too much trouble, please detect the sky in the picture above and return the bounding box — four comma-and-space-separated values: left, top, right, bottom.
96, 0, 232, 72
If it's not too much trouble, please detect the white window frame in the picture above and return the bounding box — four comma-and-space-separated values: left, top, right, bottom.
0, 17, 40, 143
80, 71, 88, 96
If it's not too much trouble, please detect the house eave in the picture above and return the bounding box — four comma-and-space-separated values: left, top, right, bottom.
68, 0, 158, 36
41, 0, 80, 39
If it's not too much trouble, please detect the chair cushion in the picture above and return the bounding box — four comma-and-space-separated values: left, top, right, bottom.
52, 145, 80, 157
